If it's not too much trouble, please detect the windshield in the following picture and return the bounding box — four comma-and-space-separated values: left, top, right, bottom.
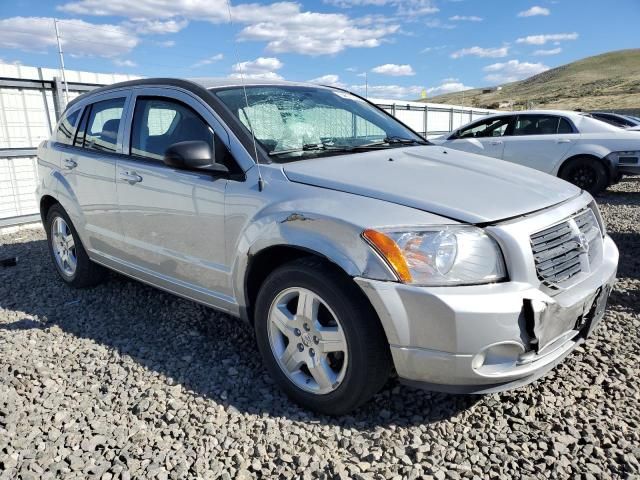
214, 86, 427, 162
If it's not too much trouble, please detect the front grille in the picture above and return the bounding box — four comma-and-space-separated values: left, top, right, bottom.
530, 208, 602, 289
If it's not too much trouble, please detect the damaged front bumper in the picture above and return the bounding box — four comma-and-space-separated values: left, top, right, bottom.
354, 234, 618, 394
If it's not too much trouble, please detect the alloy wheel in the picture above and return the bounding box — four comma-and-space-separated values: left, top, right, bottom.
571, 166, 597, 190
51, 216, 77, 277
267, 287, 348, 394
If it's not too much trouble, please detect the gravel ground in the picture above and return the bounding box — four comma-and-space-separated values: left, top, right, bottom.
1, 180, 639, 480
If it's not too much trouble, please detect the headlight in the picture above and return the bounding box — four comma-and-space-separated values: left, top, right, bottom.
589, 201, 607, 236
363, 226, 506, 286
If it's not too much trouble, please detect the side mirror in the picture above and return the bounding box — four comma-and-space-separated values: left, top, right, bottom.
164, 140, 229, 174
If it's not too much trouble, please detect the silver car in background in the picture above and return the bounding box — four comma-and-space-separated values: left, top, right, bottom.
37, 79, 618, 414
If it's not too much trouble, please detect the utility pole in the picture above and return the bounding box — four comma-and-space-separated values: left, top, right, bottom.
53, 19, 69, 105
365, 72, 368, 99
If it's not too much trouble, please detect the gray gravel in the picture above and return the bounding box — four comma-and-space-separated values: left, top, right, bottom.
1, 180, 639, 480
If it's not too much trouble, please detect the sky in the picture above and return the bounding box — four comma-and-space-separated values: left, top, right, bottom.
0, 0, 638, 100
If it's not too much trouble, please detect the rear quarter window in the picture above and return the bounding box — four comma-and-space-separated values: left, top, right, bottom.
55, 108, 81, 145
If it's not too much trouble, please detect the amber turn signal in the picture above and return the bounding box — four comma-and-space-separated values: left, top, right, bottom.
362, 229, 412, 283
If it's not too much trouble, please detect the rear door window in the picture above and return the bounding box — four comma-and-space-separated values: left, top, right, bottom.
513, 115, 566, 136
83, 98, 126, 152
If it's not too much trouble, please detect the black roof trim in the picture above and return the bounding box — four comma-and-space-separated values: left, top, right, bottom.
65, 77, 262, 166
66, 78, 206, 111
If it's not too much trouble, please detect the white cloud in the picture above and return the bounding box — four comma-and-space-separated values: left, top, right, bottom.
328, 0, 389, 5
396, 1, 439, 16
125, 19, 188, 35
517, 6, 550, 17
191, 53, 224, 68
516, 33, 578, 45
350, 83, 424, 99
59, 0, 400, 56
237, 11, 399, 55
451, 46, 509, 59
233, 57, 283, 73
533, 47, 562, 56
371, 63, 415, 76
420, 44, 447, 53
59, 0, 220, 18
113, 58, 137, 67
324, 0, 439, 16
307, 74, 346, 87
0, 17, 138, 58
427, 80, 473, 96
230, 56, 284, 80
449, 15, 482, 22
483, 59, 549, 83
425, 18, 456, 29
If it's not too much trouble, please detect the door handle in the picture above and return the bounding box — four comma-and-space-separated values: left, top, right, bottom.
556, 138, 572, 144
119, 171, 143, 184
63, 158, 77, 169
490, 140, 503, 145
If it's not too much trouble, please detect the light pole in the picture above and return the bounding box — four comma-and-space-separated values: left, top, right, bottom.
53, 19, 69, 105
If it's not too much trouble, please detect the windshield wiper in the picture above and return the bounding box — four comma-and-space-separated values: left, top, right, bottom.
269, 143, 355, 156
269, 136, 428, 157
355, 136, 429, 148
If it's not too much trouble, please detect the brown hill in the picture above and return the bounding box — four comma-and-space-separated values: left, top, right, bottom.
422, 49, 640, 111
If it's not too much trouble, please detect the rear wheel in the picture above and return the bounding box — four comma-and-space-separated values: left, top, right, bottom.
559, 157, 608, 195
45, 204, 107, 288
254, 258, 391, 415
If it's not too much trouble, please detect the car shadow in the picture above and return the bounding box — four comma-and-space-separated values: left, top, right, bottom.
605, 231, 640, 279
0, 236, 479, 427
599, 178, 640, 206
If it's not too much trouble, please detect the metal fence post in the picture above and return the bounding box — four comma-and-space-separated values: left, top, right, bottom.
52, 76, 65, 122
423, 105, 429, 138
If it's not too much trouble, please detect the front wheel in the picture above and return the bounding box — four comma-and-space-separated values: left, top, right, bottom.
254, 258, 391, 415
559, 157, 608, 195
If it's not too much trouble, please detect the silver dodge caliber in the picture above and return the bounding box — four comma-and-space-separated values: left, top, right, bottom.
37, 78, 618, 415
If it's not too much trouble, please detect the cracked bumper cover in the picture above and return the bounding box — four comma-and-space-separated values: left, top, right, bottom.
354, 234, 618, 394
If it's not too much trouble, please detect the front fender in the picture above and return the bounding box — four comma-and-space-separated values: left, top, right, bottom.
230, 207, 398, 315
226, 166, 462, 318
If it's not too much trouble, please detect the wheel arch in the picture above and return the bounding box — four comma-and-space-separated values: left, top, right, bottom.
39, 194, 59, 224
243, 244, 360, 325
557, 153, 614, 184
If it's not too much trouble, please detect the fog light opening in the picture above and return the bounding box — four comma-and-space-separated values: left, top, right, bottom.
473, 342, 526, 375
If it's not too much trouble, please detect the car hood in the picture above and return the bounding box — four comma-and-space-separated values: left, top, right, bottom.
282, 146, 581, 224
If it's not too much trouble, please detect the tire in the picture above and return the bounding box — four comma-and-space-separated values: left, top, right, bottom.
559, 157, 608, 195
254, 258, 391, 415
45, 204, 107, 288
